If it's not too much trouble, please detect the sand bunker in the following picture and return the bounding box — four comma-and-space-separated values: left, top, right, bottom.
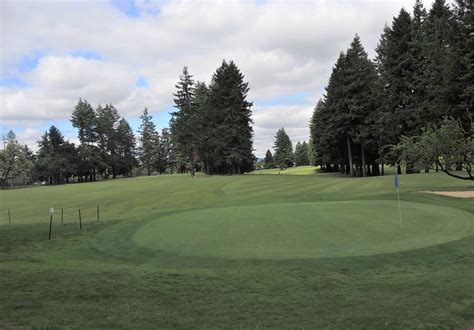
420, 191, 474, 198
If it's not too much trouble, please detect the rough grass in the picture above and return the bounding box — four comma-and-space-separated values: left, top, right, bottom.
0, 170, 473, 328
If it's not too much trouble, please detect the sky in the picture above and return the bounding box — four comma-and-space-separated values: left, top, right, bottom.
1, 0, 436, 157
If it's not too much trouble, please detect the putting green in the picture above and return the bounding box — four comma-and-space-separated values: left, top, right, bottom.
133, 201, 474, 259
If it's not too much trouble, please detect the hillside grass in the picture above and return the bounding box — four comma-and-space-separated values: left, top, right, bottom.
0, 170, 473, 327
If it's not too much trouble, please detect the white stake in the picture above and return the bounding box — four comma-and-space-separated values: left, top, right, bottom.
397, 188, 403, 230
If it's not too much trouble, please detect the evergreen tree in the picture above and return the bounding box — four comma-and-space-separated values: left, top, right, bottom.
157, 128, 173, 174
193, 82, 210, 173
273, 128, 293, 168
264, 149, 274, 169
452, 0, 473, 130
116, 118, 136, 177
411, 0, 428, 127
71, 98, 97, 144
294, 141, 310, 166
35, 126, 77, 184
71, 98, 100, 181
320, 52, 351, 173
138, 108, 159, 176
206, 60, 254, 174
310, 99, 330, 170
376, 9, 418, 173
419, 0, 457, 124
0, 131, 33, 188
96, 104, 121, 178
170, 66, 198, 176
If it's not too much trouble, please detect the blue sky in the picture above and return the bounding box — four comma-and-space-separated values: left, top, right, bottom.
0, 0, 434, 156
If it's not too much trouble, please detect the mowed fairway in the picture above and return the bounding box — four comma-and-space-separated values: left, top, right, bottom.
1, 170, 473, 328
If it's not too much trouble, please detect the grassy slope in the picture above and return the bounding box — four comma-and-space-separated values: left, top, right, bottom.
0, 170, 473, 328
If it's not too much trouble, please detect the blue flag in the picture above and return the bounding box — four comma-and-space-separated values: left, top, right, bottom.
394, 173, 399, 190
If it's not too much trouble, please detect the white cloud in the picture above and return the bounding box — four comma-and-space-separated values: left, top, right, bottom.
0, 0, 438, 155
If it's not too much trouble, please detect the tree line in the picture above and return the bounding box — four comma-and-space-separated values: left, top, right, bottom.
309, 0, 472, 179
0, 60, 255, 187
261, 128, 311, 169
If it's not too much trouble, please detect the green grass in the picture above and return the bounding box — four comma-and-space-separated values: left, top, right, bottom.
252, 165, 320, 175
134, 201, 474, 259
0, 170, 473, 328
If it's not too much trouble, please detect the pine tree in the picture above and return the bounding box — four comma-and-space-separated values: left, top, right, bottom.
273, 128, 293, 168
0, 131, 33, 188
420, 0, 456, 125
321, 52, 351, 173
264, 149, 274, 169
170, 66, 198, 177
206, 60, 254, 174
411, 0, 428, 130
138, 108, 159, 176
71, 98, 97, 144
294, 141, 310, 166
35, 126, 77, 184
376, 9, 418, 173
158, 128, 173, 174
116, 118, 136, 177
338, 35, 379, 176
310, 99, 332, 170
96, 104, 121, 178
193, 82, 210, 173
71, 98, 99, 181
452, 0, 473, 130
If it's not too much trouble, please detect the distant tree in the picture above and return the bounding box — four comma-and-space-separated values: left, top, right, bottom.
71, 98, 100, 181
96, 104, 121, 178
138, 108, 159, 176
193, 82, 211, 173
294, 141, 310, 166
157, 128, 173, 174
115, 117, 136, 177
35, 126, 77, 184
273, 128, 293, 168
71, 98, 97, 144
0, 131, 33, 188
309, 99, 329, 169
264, 149, 274, 169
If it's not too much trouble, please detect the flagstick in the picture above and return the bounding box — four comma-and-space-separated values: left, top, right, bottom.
397, 187, 403, 230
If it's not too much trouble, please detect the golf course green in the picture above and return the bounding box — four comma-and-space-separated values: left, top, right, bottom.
134, 201, 474, 259
1, 169, 473, 327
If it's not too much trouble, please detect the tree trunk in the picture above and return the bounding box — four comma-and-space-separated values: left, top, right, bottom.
381, 163, 384, 176
397, 165, 402, 175
346, 136, 355, 177
361, 142, 367, 177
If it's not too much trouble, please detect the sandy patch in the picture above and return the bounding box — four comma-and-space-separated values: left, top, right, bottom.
420, 191, 474, 198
